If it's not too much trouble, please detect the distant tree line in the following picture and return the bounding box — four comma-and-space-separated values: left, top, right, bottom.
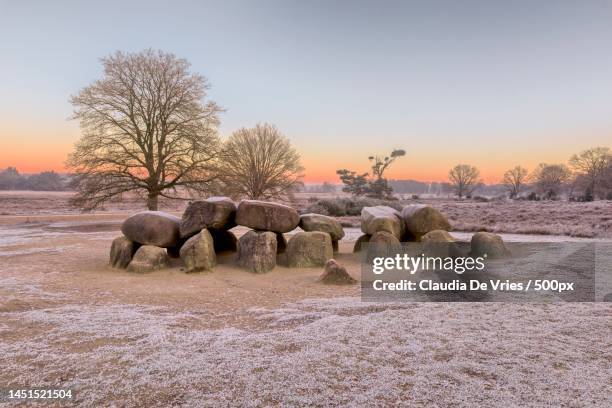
448, 146, 612, 201
337, 146, 611, 201
0, 167, 70, 191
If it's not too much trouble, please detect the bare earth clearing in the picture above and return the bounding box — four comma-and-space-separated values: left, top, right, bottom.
0, 192, 611, 406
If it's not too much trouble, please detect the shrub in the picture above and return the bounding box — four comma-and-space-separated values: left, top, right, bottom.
306, 199, 347, 216
527, 192, 540, 201
305, 197, 403, 216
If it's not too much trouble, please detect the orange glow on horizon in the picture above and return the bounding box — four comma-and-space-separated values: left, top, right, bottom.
2, 127, 610, 183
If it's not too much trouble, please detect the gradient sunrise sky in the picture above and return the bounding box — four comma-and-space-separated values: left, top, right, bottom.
1, 0, 611, 183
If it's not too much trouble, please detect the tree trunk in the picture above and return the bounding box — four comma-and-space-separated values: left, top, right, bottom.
147, 193, 159, 211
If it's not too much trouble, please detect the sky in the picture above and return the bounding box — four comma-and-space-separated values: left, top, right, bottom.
1, 0, 611, 183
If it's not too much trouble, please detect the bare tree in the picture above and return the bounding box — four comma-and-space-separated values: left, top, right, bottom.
569, 146, 611, 199
67, 49, 223, 210
337, 149, 405, 199
219, 123, 304, 200
448, 164, 480, 198
502, 165, 529, 198
531, 163, 571, 199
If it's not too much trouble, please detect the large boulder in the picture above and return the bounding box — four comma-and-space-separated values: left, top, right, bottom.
180, 197, 237, 238
421, 230, 457, 258
180, 230, 216, 272
286, 231, 333, 268
401, 205, 451, 241
319, 259, 357, 285
237, 230, 277, 273
470, 232, 509, 258
421, 230, 455, 243
121, 211, 181, 248
299, 213, 345, 240
235, 200, 299, 233
127, 245, 170, 273
361, 206, 404, 239
366, 231, 402, 262
209, 229, 238, 253
300, 213, 344, 252
109, 236, 139, 269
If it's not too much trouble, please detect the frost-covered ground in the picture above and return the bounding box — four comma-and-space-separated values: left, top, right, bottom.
1, 289, 610, 407
0, 212, 611, 406
427, 199, 612, 238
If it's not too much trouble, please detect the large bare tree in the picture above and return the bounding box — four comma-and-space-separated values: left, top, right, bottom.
68, 49, 223, 210
569, 146, 611, 199
219, 123, 304, 200
502, 165, 529, 198
531, 163, 571, 199
448, 164, 480, 198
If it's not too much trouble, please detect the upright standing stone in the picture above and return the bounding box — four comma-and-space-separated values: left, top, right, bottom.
421, 230, 457, 258
366, 231, 402, 262
300, 213, 345, 252
470, 232, 509, 258
237, 230, 277, 273
127, 245, 170, 273
299, 213, 345, 240
180, 230, 217, 272
109, 236, 139, 269
353, 234, 371, 253
286, 231, 333, 267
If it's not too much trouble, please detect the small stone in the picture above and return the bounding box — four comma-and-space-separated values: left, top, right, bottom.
319, 259, 357, 285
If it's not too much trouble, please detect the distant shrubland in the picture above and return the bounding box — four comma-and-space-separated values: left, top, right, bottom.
0, 167, 70, 191
305, 197, 402, 216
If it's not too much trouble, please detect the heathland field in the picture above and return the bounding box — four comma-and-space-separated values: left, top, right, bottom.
2, 191, 611, 238
0, 191, 610, 406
